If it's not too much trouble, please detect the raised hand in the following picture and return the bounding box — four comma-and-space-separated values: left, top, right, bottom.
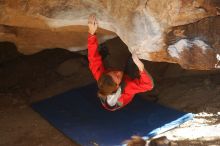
88, 14, 98, 35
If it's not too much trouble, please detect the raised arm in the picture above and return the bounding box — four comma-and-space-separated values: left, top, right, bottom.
123, 54, 154, 95
87, 14, 105, 81
111, 54, 154, 108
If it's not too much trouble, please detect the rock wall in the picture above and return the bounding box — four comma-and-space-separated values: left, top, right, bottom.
0, 0, 219, 70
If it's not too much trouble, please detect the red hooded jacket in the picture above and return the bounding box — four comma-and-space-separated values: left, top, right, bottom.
88, 34, 154, 111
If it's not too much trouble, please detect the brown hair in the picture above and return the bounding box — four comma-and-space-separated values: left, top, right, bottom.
97, 73, 117, 98
123, 136, 146, 146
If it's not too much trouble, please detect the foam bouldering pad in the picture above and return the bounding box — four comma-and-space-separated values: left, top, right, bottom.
32, 83, 193, 146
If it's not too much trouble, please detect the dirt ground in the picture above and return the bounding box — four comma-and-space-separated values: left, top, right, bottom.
0, 38, 220, 146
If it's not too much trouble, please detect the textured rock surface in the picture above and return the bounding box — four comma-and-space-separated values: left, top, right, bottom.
0, 0, 220, 70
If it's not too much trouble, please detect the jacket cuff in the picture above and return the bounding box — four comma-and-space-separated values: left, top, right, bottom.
139, 70, 146, 74
88, 33, 96, 37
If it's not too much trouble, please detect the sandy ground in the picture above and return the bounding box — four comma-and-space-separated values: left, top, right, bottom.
0, 38, 220, 146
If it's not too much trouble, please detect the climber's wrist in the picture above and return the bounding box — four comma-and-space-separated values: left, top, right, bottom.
88, 30, 96, 35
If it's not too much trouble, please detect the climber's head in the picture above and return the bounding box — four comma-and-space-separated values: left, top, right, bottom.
97, 71, 123, 98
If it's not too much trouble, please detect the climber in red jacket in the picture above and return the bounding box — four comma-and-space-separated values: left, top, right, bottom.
87, 14, 154, 111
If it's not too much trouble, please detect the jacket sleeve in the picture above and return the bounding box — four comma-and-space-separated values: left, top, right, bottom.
116, 70, 154, 107
123, 70, 154, 96
87, 34, 105, 81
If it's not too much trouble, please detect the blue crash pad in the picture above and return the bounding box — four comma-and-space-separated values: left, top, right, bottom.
32, 83, 193, 146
